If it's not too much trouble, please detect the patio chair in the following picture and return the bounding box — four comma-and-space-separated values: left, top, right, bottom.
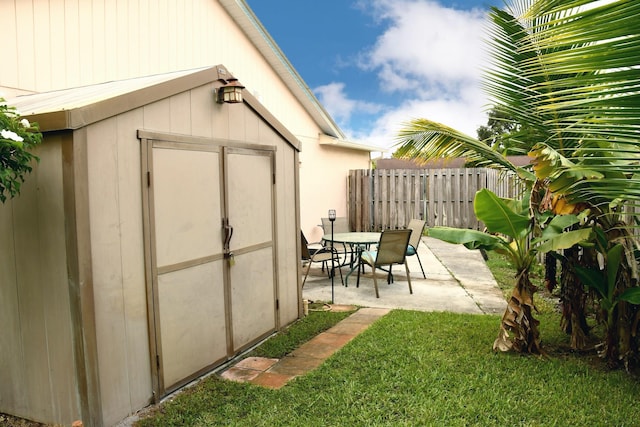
321, 216, 352, 264
406, 219, 427, 278
301, 230, 343, 288
322, 215, 350, 230
356, 229, 413, 298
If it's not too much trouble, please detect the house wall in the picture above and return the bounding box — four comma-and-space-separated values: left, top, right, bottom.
0, 0, 371, 244
0, 136, 82, 425
299, 139, 367, 242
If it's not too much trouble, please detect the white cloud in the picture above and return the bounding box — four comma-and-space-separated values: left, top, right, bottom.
351, 81, 486, 150
364, 0, 488, 90
338, 0, 492, 149
314, 82, 384, 122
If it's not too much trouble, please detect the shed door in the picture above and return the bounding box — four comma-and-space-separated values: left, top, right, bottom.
225, 147, 276, 352
143, 139, 276, 396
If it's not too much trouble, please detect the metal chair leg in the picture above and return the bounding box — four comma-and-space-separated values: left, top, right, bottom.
416, 252, 426, 279
372, 269, 380, 298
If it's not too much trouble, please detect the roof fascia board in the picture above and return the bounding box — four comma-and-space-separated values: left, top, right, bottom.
20, 67, 223, 131
318, 134, 386, 153
242, 90, 301, 152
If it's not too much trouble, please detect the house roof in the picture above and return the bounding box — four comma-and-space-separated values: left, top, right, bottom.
7, 65, 300, 151
220, 0, 375, 153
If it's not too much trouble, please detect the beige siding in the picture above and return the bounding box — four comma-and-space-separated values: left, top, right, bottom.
87, 117, 139, 425
115, 111, 153, 412
276, 141, 302, 324
0, 138, 81, 424
0, 83, 300, 427
250, 116, 301, 324
0, 0, 371, 248
82, 83, 298, 424
2, 0, 276, 112
0, 197, 24, 415
86, 110, 153, 426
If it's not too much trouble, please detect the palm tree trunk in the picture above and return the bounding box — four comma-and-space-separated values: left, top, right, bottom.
559, 246, 590, 350
544, 252, 557, 292
493, 269, 543, 354
604, 261, 637, 370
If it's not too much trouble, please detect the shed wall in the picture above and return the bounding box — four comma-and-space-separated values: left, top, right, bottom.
83, 83, 299, 425
0, 137, 81, 424
85, 111, 151, 426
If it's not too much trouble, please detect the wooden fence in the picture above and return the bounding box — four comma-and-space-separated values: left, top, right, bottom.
347, 168, 523, 231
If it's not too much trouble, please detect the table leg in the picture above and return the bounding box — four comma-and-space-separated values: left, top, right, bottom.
343, 244, 367, 286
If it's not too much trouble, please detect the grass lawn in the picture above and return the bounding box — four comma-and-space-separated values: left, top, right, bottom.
5, 254, 639, 426
136, 310, 640, 426
135, 254, 640, 426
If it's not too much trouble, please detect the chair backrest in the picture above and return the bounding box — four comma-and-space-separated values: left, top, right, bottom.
407, 219, 426, 249
375, 229, 412, 266
300, 230, 311, 260
321, 217, 350, 234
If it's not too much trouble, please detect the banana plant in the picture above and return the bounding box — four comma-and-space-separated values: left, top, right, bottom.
575, 244, 640, 321
574, 237, 640, 361
428, 188, 592, 353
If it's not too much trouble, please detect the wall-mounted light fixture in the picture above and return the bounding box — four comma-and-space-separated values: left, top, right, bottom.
215, 77, 245, 104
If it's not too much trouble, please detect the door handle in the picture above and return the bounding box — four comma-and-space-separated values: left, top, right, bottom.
225, 224, 234, 248
223, 218, 233, 251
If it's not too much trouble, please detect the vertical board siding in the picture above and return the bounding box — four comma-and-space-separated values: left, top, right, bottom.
348, 168, 522, 231
0, 140, 80, 424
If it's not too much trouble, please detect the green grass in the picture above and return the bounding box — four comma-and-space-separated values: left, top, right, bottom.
133, 254, 639, 426
10, 253, 635, 426
245, 307, 353, 359
136, 272, 640, 427
136, 310, 640, 426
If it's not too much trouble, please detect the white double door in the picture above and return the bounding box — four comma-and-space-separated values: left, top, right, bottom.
144, 139, 276, 395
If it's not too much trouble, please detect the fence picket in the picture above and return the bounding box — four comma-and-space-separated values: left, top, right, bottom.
348, 168, 521, 231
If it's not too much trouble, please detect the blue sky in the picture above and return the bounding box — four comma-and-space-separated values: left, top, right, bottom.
246, 0, 502, 150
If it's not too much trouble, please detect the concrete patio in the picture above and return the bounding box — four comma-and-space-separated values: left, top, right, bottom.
302, 236, 507, 315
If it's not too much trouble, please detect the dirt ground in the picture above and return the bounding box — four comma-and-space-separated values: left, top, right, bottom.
0, 413, 53, 427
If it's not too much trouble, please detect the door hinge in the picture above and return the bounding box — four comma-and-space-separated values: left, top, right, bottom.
147, 171, 151, 187
156, 354, 160, 370
276, 299, 279, 310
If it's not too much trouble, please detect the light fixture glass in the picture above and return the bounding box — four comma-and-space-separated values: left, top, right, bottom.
328, 209, 336, 221
216, 78, 245, 104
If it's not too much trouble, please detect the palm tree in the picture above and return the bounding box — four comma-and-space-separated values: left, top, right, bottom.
394, 0, 640, 367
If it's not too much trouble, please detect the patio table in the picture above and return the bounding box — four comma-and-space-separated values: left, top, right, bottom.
322, 232, 381, 285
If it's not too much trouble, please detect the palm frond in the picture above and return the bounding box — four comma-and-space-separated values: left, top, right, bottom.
393, 119, 518, 173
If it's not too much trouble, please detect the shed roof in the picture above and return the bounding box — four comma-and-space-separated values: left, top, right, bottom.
8, 65, 300, 151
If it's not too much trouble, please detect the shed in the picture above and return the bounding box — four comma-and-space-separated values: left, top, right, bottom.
1, 65, 302, 426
